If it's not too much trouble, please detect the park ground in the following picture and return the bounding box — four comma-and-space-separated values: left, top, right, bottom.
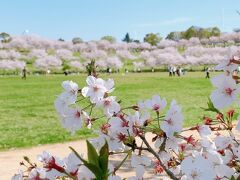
0, 71, 237, 150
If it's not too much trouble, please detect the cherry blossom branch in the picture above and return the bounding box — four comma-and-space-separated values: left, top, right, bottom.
139, 135, 178, 180
109, 150, 131, 155
113, 154, 129, 175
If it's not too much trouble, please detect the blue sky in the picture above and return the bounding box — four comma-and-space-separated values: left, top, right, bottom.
1, 0, 240, 41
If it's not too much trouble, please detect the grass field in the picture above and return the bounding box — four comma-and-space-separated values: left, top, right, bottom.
0, 72, 230, 150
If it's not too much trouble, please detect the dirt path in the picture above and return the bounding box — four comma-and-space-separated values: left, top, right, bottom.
1, 129, 239, 180
0, 140, 88, 180
0, 135, 162, 180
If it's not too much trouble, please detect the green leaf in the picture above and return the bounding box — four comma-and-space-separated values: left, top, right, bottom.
83, 161, 103, 179
99, 141, 109, 177
69, 146, 103, 179
201, 97, 220, 113
86, 140, 100, 167
230, 175, 236, 180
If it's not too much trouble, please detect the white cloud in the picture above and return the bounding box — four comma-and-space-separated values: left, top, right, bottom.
133, 17, 193, 28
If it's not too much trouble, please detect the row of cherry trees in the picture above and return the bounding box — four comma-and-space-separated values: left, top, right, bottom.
1, 34, 240, 72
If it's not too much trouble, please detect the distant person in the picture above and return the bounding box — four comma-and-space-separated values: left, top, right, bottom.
182, 68, 186, 75
205, 67, 210, 78
172, 66, 176, 76
168, 65, 172, 77
64, 70, 68, 76
106, 67, 110, 73
179, 67, 182, 76
22, 67, 27, 80
176, 67, 180, 77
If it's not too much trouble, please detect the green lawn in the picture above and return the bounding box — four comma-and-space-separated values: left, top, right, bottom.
0, 72, 227, 150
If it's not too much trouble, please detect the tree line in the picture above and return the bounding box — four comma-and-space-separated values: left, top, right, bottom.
0, 26, 230, 46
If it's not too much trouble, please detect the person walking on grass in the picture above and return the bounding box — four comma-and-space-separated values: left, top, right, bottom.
172, 66, 176, 76
176, 67, 181, 77
179, 67, 183, 76
168, 65, 172, 77
64, 70, 68, 76
205, 67, 210, 79
22, 67, 27, 80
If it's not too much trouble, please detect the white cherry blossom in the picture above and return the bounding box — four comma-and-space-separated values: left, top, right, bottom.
37, 151, 64, 179
161, 100, 184, 137
63, 152, 82, 176
82, 76, 114, 103
28, 168, 46, 180
131, 154, 151, 179
90, 132, 124, 152
181, 154, 216, 180
197, 125, 211, 137
207, 150, 235, 179
77, 165, 95, 179
145, 95, 167, 112
210, 74, 240, 109
60, 107, 84, 134
155, 137, 179, 152
214, 136, 233, 150
54, 80, 79, 114
11, 170, 23, 180
96, 96, 121, 117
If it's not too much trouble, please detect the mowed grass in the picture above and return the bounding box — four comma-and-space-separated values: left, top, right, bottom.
0, 72, 221, 150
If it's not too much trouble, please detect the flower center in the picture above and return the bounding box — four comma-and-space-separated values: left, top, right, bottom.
75, 111, 81, 118
71, 89, 76, 95
153, 104, 160, 111
117, 133, 127, 142
121, 120, 129, 127
93, 86, 99, 92
166, 119, 173, 125
103, 100, 111, 106
225, 88, 234, 96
